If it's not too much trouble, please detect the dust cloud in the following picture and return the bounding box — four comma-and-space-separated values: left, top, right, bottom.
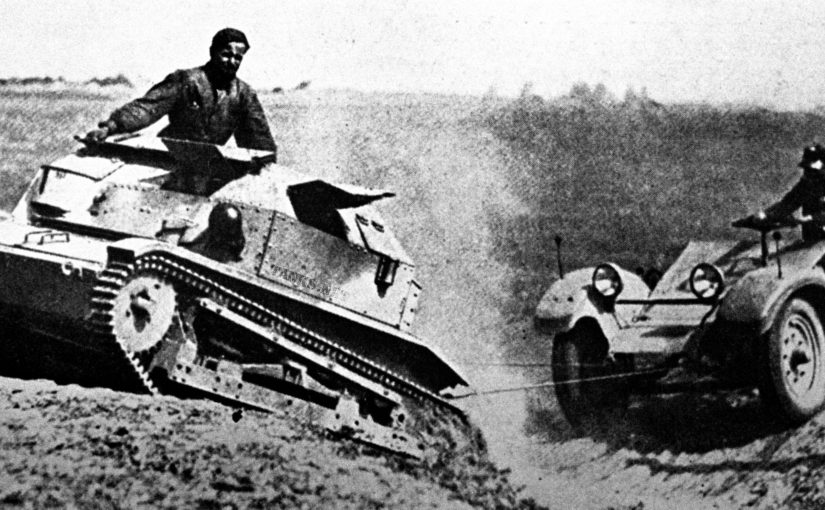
264, 90, 556, 486
264, 90, 825, 508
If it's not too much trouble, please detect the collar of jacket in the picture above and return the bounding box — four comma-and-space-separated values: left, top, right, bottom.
202, 62, 237, 92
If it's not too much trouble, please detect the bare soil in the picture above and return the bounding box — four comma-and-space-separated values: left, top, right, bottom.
0, 374, 538, 509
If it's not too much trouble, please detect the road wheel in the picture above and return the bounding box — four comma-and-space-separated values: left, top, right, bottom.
760, 297, 825, 423
552, 321, 629, 433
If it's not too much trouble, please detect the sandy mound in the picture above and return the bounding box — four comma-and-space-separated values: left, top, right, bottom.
0, 375, 539, 509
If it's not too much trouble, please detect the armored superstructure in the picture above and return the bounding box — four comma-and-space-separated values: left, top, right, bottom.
0, 135, 470, 458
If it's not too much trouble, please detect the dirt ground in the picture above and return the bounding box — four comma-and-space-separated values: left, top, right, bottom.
0, 374, 540, 510
456, 316, 825, 510
6, 357, 825, 510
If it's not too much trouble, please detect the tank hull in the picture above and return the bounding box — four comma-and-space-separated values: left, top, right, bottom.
0, 136, 471, 458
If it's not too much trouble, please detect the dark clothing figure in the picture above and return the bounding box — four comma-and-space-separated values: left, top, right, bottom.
102, 64, 276, 152
88, 28, 276, 154
765, 173, 825, 219
764, 144, 825, 241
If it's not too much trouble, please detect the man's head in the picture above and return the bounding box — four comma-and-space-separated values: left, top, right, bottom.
799, 144, 825, 172
209, 28, 250, 80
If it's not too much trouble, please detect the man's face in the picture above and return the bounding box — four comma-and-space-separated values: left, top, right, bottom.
210, 42, 248, 79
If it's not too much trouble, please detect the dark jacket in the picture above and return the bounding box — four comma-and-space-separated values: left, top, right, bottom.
106, 64, 276, 152
766, 170, 825, 240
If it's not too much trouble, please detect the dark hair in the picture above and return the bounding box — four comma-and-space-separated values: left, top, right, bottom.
211, 28, 250, 51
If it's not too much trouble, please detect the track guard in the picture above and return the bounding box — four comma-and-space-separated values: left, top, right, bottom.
149, 314, 425, 458
141, 290, 425, 458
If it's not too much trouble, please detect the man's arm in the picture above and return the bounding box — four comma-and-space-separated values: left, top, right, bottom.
765, 178, 809, 219
91, 71, 185, 139
235, 87, 277, 154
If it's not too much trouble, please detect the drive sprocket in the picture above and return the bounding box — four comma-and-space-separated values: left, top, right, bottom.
110, 274, 177, 354
89, 264, 177, 393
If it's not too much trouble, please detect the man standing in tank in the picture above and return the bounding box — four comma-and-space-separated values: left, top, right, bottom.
85, 28, 277, 154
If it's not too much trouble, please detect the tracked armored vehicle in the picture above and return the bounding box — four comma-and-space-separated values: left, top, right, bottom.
0, 135, 470, 458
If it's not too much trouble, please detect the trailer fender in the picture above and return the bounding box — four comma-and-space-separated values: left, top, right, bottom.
566, 288, 622, 342
534, 267, 594, 334
534, 267, 619, 339
718, 266, 825, 334
535, 266, 649, 341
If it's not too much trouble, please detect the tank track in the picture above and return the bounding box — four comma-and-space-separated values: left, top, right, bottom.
88, 261, 159, 395
88, 252, 463, 418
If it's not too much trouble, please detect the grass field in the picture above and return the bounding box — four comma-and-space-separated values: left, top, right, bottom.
485, 96, 825, 317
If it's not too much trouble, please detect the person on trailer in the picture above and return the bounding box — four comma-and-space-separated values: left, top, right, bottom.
84, 28, 277, 153
759, 144, 825, 242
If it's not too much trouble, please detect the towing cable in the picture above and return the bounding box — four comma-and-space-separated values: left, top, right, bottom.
448, 367, 666, 400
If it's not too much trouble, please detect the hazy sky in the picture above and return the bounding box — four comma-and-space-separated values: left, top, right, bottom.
4, 0, 825, 109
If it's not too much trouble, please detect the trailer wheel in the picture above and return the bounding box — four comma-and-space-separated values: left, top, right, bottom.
552, 321, 629, 433
760, 297, 825, 423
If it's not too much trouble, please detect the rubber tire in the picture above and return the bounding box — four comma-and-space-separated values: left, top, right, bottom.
759, 297, 825, 424
552, 321, 629, 433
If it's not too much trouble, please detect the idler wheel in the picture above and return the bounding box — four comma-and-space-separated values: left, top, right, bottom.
111, 275, 176, 354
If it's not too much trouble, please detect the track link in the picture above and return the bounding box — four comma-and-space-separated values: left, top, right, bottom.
85, 252, 478, 460
89, 253, 463, 417
136, 253, 463, 414
88, 262, 159, 394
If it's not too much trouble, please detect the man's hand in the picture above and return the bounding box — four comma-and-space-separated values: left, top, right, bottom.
83, 120, 117, 143
84, 126, 110, 143
249, 153, 277, 175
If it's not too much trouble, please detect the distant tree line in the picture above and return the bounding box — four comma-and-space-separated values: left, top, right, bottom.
0, 74, 132, 87
272, 80, 312, 94
85, 74, 133, 87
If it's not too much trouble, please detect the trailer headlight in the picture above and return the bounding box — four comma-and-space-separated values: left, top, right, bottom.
689, 263, 725, 301
592, 263, 623, 299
